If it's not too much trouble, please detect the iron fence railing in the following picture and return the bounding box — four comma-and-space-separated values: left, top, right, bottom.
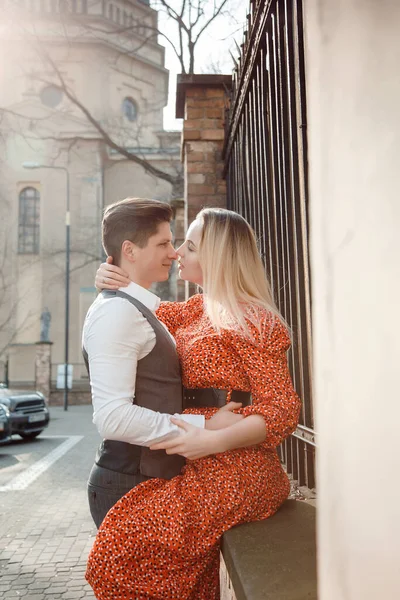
224, 0, 315, 488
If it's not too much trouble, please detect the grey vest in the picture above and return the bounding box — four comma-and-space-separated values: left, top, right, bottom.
83, 290, 185, 479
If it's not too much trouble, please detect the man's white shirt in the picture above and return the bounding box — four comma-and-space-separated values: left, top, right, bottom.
82, 281, 205, 446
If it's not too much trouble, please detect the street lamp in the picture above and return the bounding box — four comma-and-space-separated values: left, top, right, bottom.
22, 161, 70, 411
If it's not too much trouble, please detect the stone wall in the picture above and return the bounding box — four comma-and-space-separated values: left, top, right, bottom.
49, 389, 91, 407
219, 554, 237, 600
304, 0, 400, 597
35, 342, 52, 399
171, 198, 185, 301
176, 74, 231, 227
175, 74, 231, 297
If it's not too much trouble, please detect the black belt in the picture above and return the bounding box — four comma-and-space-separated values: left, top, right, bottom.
183, 387, 251, 409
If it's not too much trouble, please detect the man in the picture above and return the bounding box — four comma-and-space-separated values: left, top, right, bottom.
83, 198, 233, 528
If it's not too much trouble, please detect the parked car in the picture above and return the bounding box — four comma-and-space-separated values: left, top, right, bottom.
0, 384, 50, 440
0, 402, 12, 443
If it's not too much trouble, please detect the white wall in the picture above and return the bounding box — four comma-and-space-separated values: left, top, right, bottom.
304, 0, 400, 598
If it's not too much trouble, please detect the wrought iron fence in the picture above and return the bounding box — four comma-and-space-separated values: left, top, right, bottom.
224, 0, 315, 488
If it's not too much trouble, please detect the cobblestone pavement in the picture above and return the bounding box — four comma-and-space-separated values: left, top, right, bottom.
0, 405, 100, 599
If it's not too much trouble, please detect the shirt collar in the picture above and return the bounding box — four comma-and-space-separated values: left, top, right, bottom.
118, 281, 160, 313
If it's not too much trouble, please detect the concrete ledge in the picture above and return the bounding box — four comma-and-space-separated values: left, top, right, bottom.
176, 74, 232, 118
221, 500, 317, 600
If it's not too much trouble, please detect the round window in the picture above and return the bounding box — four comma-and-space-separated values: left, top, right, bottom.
40, 85, 63, 108
122, 97, 138, 122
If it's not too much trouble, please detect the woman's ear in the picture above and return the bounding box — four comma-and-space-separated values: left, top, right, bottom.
121, 240, 136, 263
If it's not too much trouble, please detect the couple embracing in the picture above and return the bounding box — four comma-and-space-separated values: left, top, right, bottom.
83, 197, 301, 599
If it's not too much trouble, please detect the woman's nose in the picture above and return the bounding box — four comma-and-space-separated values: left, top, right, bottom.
175, 243, 184, 257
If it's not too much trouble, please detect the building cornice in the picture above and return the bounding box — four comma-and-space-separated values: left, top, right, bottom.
3, 33, 169, 77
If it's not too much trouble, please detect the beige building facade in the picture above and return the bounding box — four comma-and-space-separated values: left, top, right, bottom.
0, 0, 181, 393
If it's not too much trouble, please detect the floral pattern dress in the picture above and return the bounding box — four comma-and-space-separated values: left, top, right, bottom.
86, 294, 301, 600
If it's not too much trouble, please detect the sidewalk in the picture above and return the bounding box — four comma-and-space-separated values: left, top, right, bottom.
0, 405, 100, 599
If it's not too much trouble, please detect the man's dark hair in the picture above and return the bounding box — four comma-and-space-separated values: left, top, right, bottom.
102, 197, 173, 264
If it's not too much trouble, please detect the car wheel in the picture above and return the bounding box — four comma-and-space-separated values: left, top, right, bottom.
19, 431, 43, 440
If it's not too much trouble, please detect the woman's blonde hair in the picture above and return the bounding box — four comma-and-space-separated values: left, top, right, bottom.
197, 207, 288, 338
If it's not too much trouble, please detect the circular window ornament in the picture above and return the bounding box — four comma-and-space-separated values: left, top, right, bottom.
122, 97, 138, 122
40, 85, 63, 108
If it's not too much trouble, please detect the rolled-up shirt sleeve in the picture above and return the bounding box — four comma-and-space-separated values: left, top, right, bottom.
83, 298, 204, 446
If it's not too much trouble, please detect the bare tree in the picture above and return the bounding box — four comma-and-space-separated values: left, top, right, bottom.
0, 0, 243, 378
152, 0, 232, 74
0, 0, 239, 189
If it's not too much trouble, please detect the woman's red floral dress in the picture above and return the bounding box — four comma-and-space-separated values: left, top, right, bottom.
86, 294, 301, 599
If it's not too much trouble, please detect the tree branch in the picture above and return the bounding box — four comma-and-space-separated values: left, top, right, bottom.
37, 48, 178, 185
194, 0, 231, 44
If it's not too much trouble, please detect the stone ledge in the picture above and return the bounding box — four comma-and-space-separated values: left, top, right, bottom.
220, 500, 317, 600
176, 74, 232, 118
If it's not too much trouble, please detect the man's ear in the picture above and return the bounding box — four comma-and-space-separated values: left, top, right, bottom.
121, 240, 137, 263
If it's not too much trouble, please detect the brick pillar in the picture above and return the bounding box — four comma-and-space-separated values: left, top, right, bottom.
35, 341, 52, 400
171, 198, 186, 301
176, 74, 232, 228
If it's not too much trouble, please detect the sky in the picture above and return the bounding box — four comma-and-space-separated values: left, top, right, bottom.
155, 0, 247, 130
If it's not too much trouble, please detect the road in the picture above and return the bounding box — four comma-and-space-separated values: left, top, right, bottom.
0, 405, 100, 599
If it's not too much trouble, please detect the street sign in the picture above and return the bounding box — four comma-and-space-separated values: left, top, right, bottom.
56, 365, 73, 390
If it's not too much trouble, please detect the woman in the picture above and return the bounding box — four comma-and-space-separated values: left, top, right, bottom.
86, 208, 301, 600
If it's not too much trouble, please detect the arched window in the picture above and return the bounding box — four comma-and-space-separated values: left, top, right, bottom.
18, 187, 40, 254
40, 85, 63, 108
122, 97, 138, 122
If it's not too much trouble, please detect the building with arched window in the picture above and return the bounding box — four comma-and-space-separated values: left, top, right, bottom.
18, 187, 41, 254
122, 97, 138, 122
0, 0, 181, 396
